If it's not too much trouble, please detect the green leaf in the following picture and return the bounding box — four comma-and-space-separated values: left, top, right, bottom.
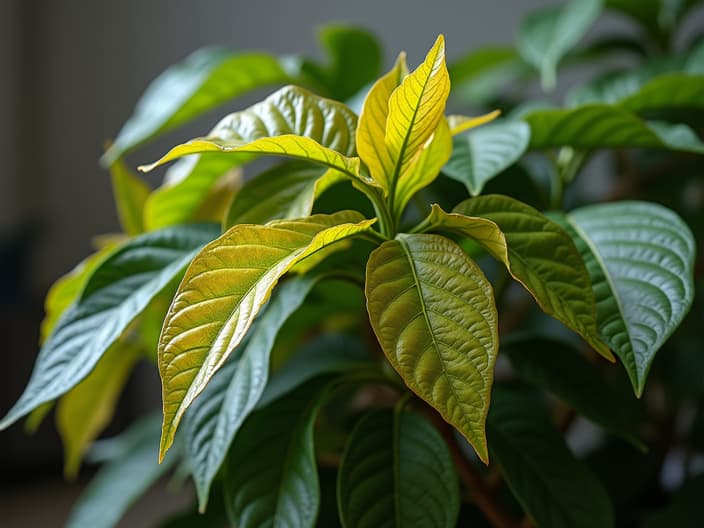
144, 153, 243, 230
525, 104, 704, 153
158, 211, 375, 458
620, 73, 704, 112
109, 158, 151, 235
552, 201, 695, 395
0, 224, 219, 430
302, 25, 383, 101
488, 385, 614, 528
65, 413, 178, 528
365, 233, 498, 462
424, 199, 611, 359
504, 339, 644, 447
182, 275, 321, 509
139, 85, 363, 184
644, 475, 704, 528
224, 161, 342, 228
444, 121, 530, 196
57, 340, 141, 478
337, 409, 459, 528
222, 381, 329, 528
259, 333, 371, 407
102, 50, 290, 164
517, 0, 602, 90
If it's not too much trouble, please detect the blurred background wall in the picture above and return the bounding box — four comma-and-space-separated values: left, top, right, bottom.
2, 1, 698, 526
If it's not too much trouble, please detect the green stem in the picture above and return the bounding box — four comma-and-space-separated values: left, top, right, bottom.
368, 189, 396, 239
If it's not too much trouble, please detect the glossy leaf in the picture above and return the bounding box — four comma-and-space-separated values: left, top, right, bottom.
109, 158, 150, 235
365, 233, 498, 462
222, 381, 329, 528
337, 409, 459, 528
386, 35, 451, 212
145, 154, 243, 230
554, 202, 695, 395
517, 0, 602, 90
182, 275, 321, 508
489, 386, 614, 527
426, 199, 611, 358
139, 85, 362, 182
65, 414, 178, 528
57, 341, 141, 478
356, 53, 408, 194
444, 121, 530, 196
103, 50, 290, 164
158, 211, 375, 458
0, 224, 219, 430
224, 161, 341, 228
525, 105, 704, 153
504, 339, 643, 446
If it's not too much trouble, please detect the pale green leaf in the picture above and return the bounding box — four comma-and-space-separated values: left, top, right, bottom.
518, 0, 602, 90
224, 161, 342, 228
444, 120, 530, 196
356, 53, 408, 194
0, 224, 219, 430
65, 414, 178, 528
525, 104, 704, 153
182, 275, 321, 509
337, 409, 459, 528
109, 158, 151, 235
222, 381, 329, 528
139, 85, 362, 183
423, 200, 611, 359
103, 50, 290, 164
553, 201, 695, 395
488, 385, 614, 528
449, 47, 528, 104
365, 233, 498, 462
57, 340, 141, 478
158, 211, 375, 458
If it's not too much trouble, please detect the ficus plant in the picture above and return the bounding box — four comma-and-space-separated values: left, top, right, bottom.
3, 0, 704, 526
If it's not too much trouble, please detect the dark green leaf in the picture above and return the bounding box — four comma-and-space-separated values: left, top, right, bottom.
0, 224, 220, 429
488, 385, 614, 528
644, 475, 704, 528
337, 409, 460, 528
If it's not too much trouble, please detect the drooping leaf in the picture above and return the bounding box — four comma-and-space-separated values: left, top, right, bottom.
488, 385, 614, 528
65, 413, 178, 528
444, 121, 531, 196
365, 233, 498, 462
144, 154, 243, 230
0, 224, 220, 430
504, 339, 644, 446
337, 409, 460, 528
57, 340, 141, 478
224, 161, 342, 228
525, 104, 704, 153
423, 199, 611, 358
139, 85, 363, 184
222, 380, 330, 528
302, 25, 383, 101
517, 0, 603, 90
109, 158, 151, 235
356, 53, 408, 194
158, 211, 375, 458
182, 275, 321, 509
102, 50, 290, 164
552, 202, 695, 395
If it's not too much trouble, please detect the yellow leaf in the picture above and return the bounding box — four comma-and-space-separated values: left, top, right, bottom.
356, 53, 408, 194
448, 110, 501, 135
109, 158, 151, 235
158, 211, 376, 458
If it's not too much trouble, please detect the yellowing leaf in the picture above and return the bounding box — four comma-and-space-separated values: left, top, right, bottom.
447, 110, 501, 135
420, 200, 612, 360
57, 341, 140, 478
365, 234, 498, 462
385, 36, 450, 204
158, 211, 376, 458
109, 158, 151, 235
356, 53, 408, 193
